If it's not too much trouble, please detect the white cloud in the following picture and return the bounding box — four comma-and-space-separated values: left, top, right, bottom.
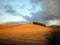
46, 19, 60, 26
0, 15, 27, 24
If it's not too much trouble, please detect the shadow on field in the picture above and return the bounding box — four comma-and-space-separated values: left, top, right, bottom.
0, 42, 41, 45
47, 26, 60, 45
47, 30, 58, 45
0, 41, 41, 45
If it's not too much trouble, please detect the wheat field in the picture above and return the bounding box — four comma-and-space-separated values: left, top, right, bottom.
0, 24, 59, 45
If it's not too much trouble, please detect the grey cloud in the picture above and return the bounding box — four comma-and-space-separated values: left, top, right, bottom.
0, 0, 19, 16
0, 0, 60, 24
4, 5, 18, 15
30, 0, 42, 4
2, 5, 33, 22
0, 3, 32, 22
0, 1, 18, 15
0, 13, 3, 15
5, 21, 31, 24
30, 0, 60, 21
30, 10, 47, 21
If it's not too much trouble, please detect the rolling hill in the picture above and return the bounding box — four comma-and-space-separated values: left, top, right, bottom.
0, 24, 60, 45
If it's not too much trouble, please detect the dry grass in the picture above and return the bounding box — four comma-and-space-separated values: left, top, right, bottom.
0, 24, 57, 45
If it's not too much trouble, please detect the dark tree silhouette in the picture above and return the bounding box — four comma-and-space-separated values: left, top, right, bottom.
33, 22, 46, 26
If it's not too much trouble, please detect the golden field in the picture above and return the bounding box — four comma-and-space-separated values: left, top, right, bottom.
0, 24, 60, 45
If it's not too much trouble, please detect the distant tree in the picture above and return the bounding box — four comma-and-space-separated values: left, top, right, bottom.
33, 22, 46, 26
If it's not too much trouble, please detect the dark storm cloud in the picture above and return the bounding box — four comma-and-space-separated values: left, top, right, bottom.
30, 0, 60, 21
30, 10, 47, 21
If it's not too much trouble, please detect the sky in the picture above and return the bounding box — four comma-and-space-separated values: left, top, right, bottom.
0, 0, 60, 26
